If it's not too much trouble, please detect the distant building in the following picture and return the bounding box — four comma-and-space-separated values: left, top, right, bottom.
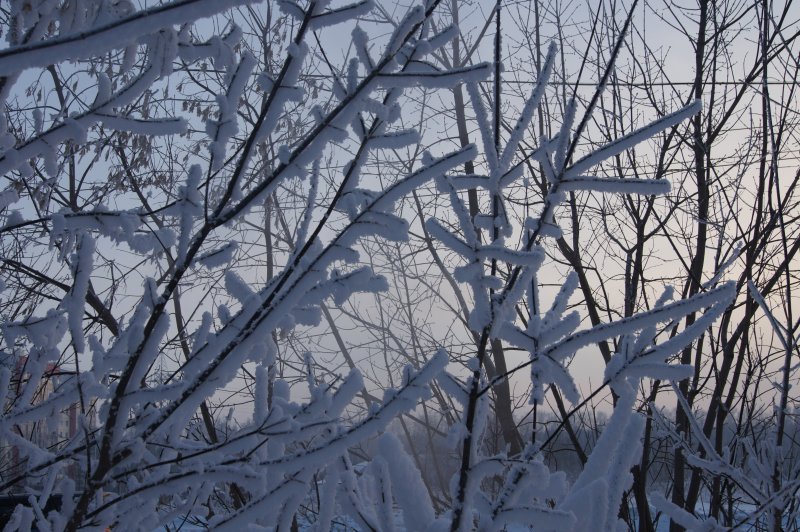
0, 353, 81, 492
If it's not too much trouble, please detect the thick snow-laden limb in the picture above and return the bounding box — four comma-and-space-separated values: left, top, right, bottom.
377, 63, 493, 89
308, 0, 374, 30
567, 100, 702, 177
558, 175, 671, 195
366, 129, 421, 150
207, 52, 256, 171
376, 432, 437, 530
0, 188, 19, 210
176, 23, 241, 63
48, 210, 142, 257
491, 506, 576, 531
62, 234, 94, 354
195, 241, 238, 269
584, 388, 644, 531
749, 279, 796, 354
498, 282, 729, 365
499, 41, 557, 170
535, 282, 734, 364
97, 114, 187, 135
650, 493, 725, 532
